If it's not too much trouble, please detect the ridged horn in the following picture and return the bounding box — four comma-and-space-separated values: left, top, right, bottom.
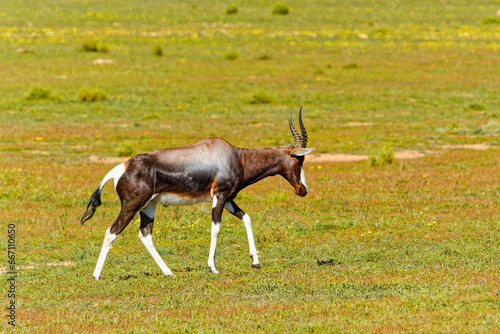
298, 105, 308, 148
289, 107, 307, 148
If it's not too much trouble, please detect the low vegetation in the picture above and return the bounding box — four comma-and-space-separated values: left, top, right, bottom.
226, 5, 238, 15
224, 49, 239, 61
79, 87, 108, 102
24, 85, 56, 101
272, 3, 290, 15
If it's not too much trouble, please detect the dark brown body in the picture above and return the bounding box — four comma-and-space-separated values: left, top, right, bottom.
119, 137, 308, 211
81, 109, 314, 279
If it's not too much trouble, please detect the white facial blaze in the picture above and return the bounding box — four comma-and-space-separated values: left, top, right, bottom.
300, 167, 308, 191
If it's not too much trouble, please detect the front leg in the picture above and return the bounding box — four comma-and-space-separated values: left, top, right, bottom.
225, 201, 260, 269
208, 194, 225, 273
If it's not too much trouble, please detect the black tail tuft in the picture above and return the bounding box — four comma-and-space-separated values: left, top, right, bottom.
81, 187, 102, 225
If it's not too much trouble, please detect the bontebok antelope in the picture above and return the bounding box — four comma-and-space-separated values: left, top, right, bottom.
81, 107, 314, 280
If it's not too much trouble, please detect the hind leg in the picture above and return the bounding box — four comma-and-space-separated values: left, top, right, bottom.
225, 201, 260, 269
138, 201, 174, 276
93, 207, 138, 280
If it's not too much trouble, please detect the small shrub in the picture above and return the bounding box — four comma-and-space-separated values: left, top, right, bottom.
115, 143, 135, 157
82, 40, 109, 53
369, 146, 394, 166
479, 120, 500, 134
153, 44, 163, 56
97, 43, 109, 53
466, 103, 486, 111
226, 5, 238, 15
17, 48, 33, 54
272, 3, 289, 15
257, 53, 272, 60
82, 40, 98, 52
25, 85, 55, 101
224, 50, 238, 60
79, 87, 107, 102
342, 63, 362, 70
247, 89, 273, 104
482, 16, 500, 25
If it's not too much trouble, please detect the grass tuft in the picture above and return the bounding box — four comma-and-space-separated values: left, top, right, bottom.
257, 53, 272, 60
82, 40, 109, 53
466, 103, 486, 111
482, 16, 500, 24
153, 44, 163, 56
115, 143, 135, 157
369, 146, 394, 166
79, 86, 107, 102
226, 5, 238, 15
342, 63, 362, 70
224, 50, 239, 60
272, 3, 290, 15
477, 120, 500, 134
247, 89, 274, 104
24, 85, 56, 101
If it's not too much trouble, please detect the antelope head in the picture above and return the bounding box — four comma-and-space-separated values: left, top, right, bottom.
282, 106, 315, 197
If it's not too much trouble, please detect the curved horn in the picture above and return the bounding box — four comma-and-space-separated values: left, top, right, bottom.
298, 105, 308, 148
289, 108, 302, 147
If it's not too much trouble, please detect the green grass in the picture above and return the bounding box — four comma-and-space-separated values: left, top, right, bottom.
0, 0, 499, 332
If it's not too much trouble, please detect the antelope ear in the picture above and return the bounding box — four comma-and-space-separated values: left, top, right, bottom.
290, 147, 315, 157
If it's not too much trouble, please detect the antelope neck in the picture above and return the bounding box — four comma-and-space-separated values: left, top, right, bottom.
237, 147, 284, 186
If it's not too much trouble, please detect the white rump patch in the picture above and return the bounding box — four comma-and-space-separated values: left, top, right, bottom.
99, 163, 126, 190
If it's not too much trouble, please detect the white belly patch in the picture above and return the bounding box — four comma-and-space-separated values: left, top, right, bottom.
151, 193, 211, 207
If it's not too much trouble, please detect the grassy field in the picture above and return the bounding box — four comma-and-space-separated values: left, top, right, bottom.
1, 0, 499, 332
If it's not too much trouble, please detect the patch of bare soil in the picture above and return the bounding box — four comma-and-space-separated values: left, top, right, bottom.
47, 261, 76, 267
307, 150, 429, 163
440, 144, 490, 150
0, 265, 36, 275
88, 155, 128, 164
393, 150, 428, 159
0, 262, 75, 275
92, 58, 114, 64
343, 122, 373, 127
307, 153, 368, 163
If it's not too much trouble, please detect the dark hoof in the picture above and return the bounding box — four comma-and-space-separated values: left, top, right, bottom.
251, 264, 261, 269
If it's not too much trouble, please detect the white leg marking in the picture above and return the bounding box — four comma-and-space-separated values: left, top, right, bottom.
208, 221, 220, 273
139, 232, 174, 276
300, 167, 308, 191
93, 227, 118, 280
212, 195, 218, 209
242, 214, 260, 265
